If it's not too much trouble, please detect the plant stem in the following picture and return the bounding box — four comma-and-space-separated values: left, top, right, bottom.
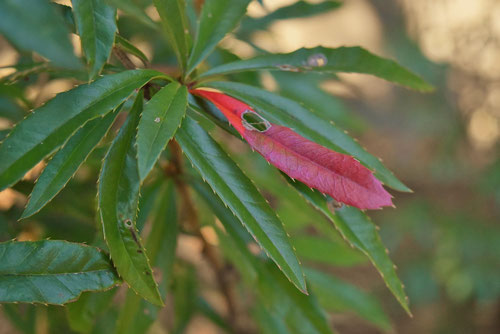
112, 47, 136, 70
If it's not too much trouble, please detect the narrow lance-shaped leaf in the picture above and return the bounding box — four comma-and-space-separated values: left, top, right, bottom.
186, 0, 252, 75
194, 179, 332, 334
0, 0, 81, 69
198, 46, 433, 91
115, 181, 178, 334
0, 240, 119, 305
137, 82, 188, 181
0, 69, 169, 191
153, 0, 191, 72
192, 89, 392, 210
22, 109, 119, 219
98, 93, 163, 306
175, 116, 306, 292
286, 177, 411, 315
72, 0, 117, 79
202, 81, 411, 192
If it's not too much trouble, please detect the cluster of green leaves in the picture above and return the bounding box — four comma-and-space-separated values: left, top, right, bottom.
0, 0, 432, 332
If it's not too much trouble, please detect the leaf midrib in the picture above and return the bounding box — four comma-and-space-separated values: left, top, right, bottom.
101, 120, 158, 296
258, 127, 375, 194
0, 75, 144, 174
28, 116, 110, 214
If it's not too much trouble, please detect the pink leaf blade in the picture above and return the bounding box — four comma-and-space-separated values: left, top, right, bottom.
191, 89, 393, 210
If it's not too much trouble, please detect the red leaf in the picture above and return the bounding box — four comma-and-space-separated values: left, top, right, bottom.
191, 89, 393, 209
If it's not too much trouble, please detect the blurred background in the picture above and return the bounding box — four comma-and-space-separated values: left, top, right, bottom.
1, 0, 499, 333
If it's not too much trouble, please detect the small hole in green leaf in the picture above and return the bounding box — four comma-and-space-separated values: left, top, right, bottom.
241, 110, 271, 132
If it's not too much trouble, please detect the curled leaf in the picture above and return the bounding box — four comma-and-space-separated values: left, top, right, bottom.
191, 89, 393, 210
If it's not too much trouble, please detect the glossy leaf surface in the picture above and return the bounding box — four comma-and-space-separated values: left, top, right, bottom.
0, 240, 119, 304
199, 47, 433, 91
194, 179, 333, 334
192, 89, 393, 209
287, 178, 410, 314
22, 110, 118, 219
98, 93, 163, 306
175, 116, 306, 292
202, 81, 411, 192
0, 69, 167, 191
137, 82, 187, 181
115, 182, 178, 334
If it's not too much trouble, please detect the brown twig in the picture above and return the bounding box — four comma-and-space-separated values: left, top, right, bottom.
194, 0, 205, 14
166, 140, 241, 330
113, 47, 136, 70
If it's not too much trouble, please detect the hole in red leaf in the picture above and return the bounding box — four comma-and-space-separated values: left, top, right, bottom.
241, 110, 271, 132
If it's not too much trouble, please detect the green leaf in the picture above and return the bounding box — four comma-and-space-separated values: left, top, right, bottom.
175, 116, 306, 292
98, 93, 163, 306
198, 47, 433, 91
191, 180, 331, 333
202, 81, 410, 192
72, 0, 117, 79
286, 178, 411, 315
153, 0, 191, 72
305, 268, 392, 332
0, 0, 81, 69
0, 130, 8, 142
22, 110, 118, 219
186, 0, 252, 75
0, 240, 119, 305
238, 0, 342, 38
115, 35, 149, 66
0, 69, 168, 191
137, 82, 187, 181
115, 181, 178, 334
66, 289, 116, 334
